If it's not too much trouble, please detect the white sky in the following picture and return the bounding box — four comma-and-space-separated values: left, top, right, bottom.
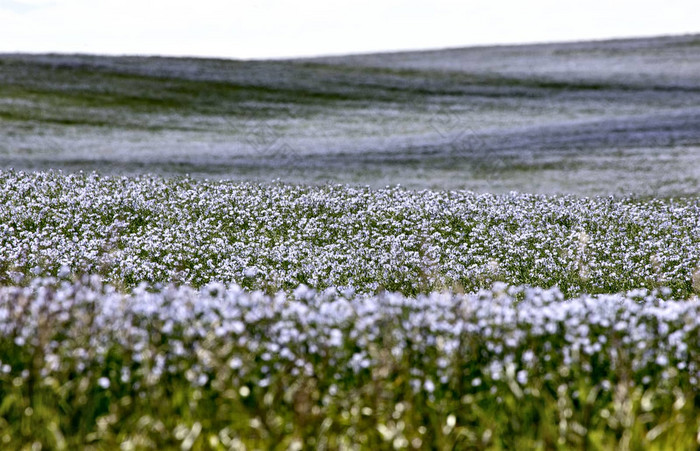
1, 0, 698, 59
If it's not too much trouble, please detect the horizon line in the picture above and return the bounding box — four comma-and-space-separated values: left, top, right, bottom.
2, 31, 698, 62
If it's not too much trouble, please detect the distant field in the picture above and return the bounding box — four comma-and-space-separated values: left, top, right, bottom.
2, 34, 700, 195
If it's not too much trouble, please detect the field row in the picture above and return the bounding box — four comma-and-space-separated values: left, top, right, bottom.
1, 170, 700, 297
0, 277, 698, 448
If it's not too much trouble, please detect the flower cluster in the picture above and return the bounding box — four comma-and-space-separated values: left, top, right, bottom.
0, 278, 698, 448
1, 170, 699, 297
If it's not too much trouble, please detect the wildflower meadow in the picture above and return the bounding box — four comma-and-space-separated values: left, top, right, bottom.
0, 170, 699, 449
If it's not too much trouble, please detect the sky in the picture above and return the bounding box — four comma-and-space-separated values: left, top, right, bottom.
1, 0, 698, 59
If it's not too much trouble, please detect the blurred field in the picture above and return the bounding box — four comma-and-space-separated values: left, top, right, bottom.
1, 34, 700, 195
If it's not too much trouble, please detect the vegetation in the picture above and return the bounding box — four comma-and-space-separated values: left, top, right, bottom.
0, 171, 699, 449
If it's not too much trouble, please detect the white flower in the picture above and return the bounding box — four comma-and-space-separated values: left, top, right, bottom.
97, 377, 110, 389
58, 264, 71, 278
655, 354, 669, 366
517, 370, 528, 385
